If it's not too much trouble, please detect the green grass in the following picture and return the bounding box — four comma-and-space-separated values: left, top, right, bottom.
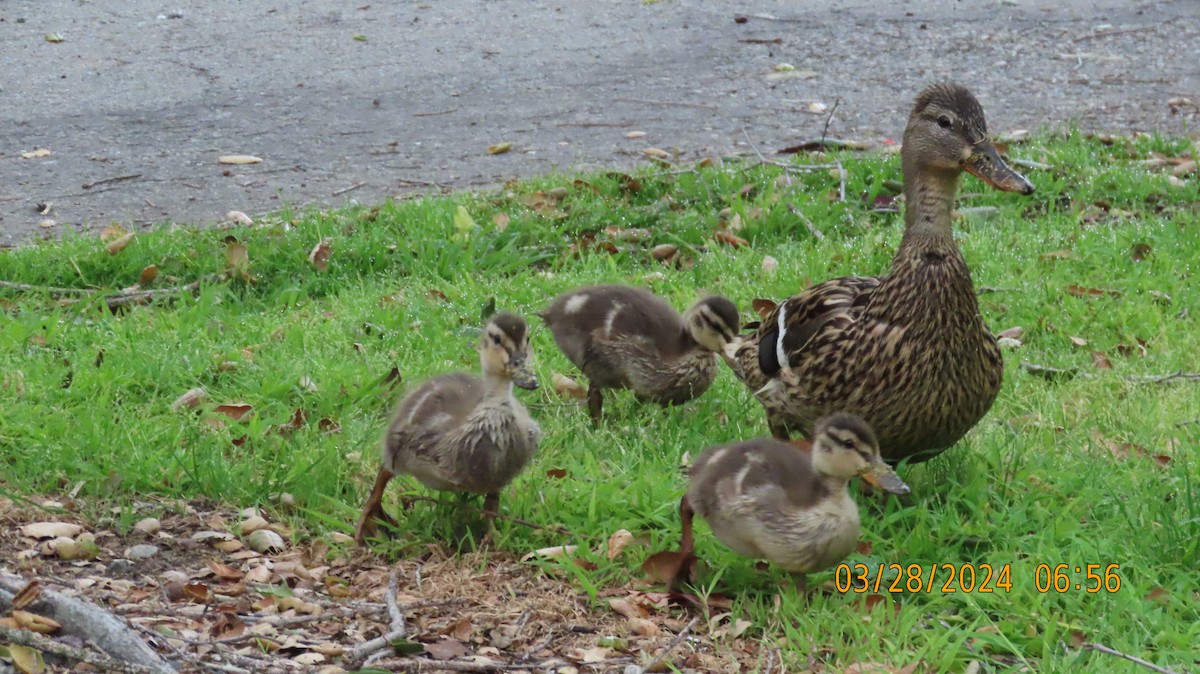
2, 130, 1198, 673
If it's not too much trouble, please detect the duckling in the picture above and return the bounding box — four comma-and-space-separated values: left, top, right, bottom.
724, 83, 1035, 463
354, 312, 541, 544
678, 412, 909, 593
538, 285, 739, 423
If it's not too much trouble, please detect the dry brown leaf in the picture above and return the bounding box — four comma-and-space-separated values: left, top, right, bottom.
183, 582, 211, 604
607, 529, 634, 560
628, 617, 659, 636
1146, 586, 1171, 603
12, 610, 61, 635
225, 210, 254, 226
493, 213, 510, 231
1091, 352, 1113, 370
487, 142, 513, 155
214, 403, 254, 421
552, 373, 587, 401
20, 522, 83, 539
207, 559, 245, 580
1066, 284, 1121, 299
713, 230, 749, 248
761, 255, 779, 275
650, 243, 678, 262
998, 326, 1024, 340
218, 154, 263, 165
545, 468, 568, 479
308, 237, 333, 271
608, 598, 649, 620
625, 131, 647, 139
106, 232, 136, 255
21, 148, 51, 159
225, 236, 251, 280
1069, 336, 1088, 347
425, 639, 470, 660
641, 549, 694, 587
642, 147, 670, 160
137, 265, 159, 286
1129, 242, 1153, 261
171, 387, 207, 411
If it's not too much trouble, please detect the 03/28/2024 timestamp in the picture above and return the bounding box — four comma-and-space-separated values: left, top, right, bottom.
834, 563, 1122, 593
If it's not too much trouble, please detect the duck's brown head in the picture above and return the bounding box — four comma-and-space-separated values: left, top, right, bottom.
904, 83, 1034, 195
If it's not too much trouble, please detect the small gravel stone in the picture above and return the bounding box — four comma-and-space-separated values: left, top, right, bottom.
126, 544, 160, 560
108, 559, 134, 575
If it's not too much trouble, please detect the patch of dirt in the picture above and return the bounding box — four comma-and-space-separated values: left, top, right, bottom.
0, 494, 759, 673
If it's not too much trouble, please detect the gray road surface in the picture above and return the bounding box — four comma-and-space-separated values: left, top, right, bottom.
3, 0, 1198, 245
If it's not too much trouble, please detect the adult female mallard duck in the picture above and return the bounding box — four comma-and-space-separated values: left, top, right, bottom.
539, 285, 738, 422
354, 312, 541, 544
677, 412, 908, 593
724, 83, 1034, 463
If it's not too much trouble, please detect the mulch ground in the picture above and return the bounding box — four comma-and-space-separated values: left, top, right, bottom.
0, 493, 764, 674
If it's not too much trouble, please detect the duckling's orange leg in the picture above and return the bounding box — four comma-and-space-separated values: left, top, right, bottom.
586, 385, 604, 425
668, 495, 697, 593
354, 466, 400, 545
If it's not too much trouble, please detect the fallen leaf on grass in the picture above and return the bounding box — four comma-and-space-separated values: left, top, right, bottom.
1066, 284, 1121, 299
1145, 586, 1171, 604
522, 545, 578, 561
761, 255, 779, 275
1129, 242, 1153, 261
224, 236, 252, 281
607, 529, 634, 560
628, 617, 659, 636
1090, 352, 1113, 370
218, 155, 263, 165
642, 550, 694, 588
171, 387, 207, 411
1069, 336, 1088, 347
308, 237, 333, 271
487, 142, 513, 155
552, 373, 587, 400
650, 243, 678, 262
493, 213, 510, 230
713, 230, 748, 248
998, 326, 1024, 340
606, 172, 643, 193
545, 468, 568, 479
566, 646, 611, 663
214, 403, 254, 422
608, 598, 649, 620
106, 232, 136, 255
138, 265, 159, 286
225, 210, 253, 226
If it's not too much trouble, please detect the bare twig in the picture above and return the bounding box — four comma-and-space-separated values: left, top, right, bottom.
834, 160, 847, 202
819, 97, 841, 148
333, 182, 366, 196
643, 616, 699, 672
412, 108, 459, 117
345, 569, 409, 666
386, 568, 406, 638
785, 202, 826, 241
740, 127, 840, 173
369, 658, 536, 672
0, 275, 221, 311
0, 625, 159, 674
613, 97, 718, 110
83, 173, 143, 190
1083, 642, 1182, 674
1022, 362, 1200, 384
1074, 25, 1160, 42
0, 574, 176, 674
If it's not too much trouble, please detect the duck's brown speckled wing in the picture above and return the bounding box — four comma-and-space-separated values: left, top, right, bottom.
743, 275, 881, 378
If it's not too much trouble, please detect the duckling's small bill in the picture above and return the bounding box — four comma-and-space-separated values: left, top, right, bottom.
860, 461, 910, 495
510, 356, 539, 391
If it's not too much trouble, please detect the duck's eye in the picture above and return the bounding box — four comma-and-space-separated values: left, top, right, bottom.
841, 438, 856, 450
936, 115, 953, 129
491, 334, 502, 346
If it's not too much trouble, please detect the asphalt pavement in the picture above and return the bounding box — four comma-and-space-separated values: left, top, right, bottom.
3, 0, 1198, 244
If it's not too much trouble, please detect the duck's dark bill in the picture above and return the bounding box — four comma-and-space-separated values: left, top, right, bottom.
513, 369, 540, 391
862, 464, 911, 495
965, 144, 1035, 195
